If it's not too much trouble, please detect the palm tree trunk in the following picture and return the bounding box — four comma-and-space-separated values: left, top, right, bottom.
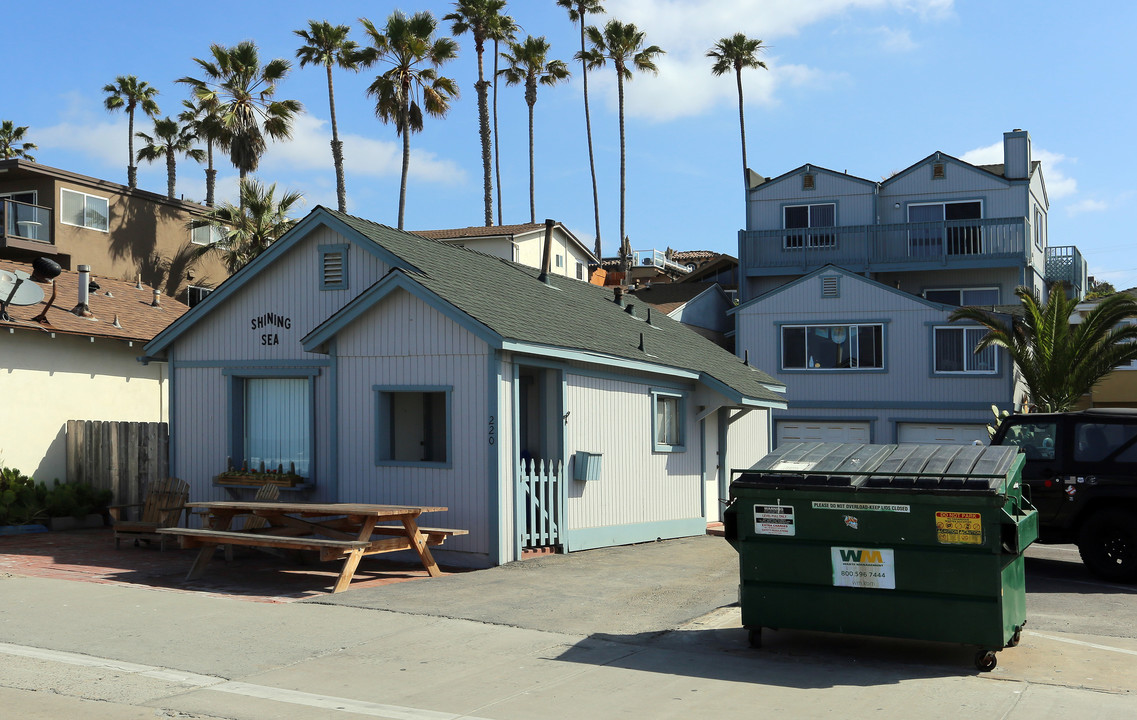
476, 43, 493, 227
327, 63, 347, 213
493, 38, 503, 226
166, 150, 176, 200
527, 98, 535, 225
205, 140, 216, 207
580, 19, 601, 258
398, 99, 411, 231
736, 65, 748, 186
617, 67, 626, 260
127, 108, 137, 189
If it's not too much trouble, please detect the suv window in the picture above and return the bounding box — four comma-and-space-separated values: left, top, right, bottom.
1001, 421, 1057, 460
1073, 422, 1137, 463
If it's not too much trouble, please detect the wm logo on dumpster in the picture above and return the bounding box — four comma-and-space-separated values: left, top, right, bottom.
838, 548, 884, 563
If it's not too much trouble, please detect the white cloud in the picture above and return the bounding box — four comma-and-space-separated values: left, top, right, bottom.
581, 0, 950, 122
36, 92, 129, 167
1066, 198, 1107, 215
260, 112, 465, 184
960, 141, 1078, 199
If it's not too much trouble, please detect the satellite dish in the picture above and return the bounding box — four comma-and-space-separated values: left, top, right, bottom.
0, 269, 46, 306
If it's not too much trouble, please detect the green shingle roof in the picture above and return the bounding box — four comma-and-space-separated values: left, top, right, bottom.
328, 209, 785, 405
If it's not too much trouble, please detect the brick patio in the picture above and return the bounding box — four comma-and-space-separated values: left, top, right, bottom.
0, 527, 456, 603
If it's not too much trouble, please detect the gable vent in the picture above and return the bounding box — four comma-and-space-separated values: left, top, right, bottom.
802, 173, 816, 190
933, 162, 946, 179
821, 275, 839, 298
323, 251, 344, 285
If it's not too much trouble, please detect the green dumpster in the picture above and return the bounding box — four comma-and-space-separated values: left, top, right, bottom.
723, 442, 1038, 671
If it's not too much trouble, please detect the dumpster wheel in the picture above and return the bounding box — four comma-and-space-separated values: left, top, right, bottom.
747, 628, 762, 648
975, 650, 997, 672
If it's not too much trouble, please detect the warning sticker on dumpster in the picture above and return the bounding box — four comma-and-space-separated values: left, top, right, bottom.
753, 505, 795, 536
831, 547, 895, 589
935, 511, 983, 545
812, 501, 910, 513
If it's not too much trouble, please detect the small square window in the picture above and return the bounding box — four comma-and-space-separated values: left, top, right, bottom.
555, 254, 564, 268
374, 386, 451, 466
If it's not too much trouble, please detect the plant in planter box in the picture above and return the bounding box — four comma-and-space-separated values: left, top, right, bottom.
42, 480, 114, 519
0, 467, 48, 526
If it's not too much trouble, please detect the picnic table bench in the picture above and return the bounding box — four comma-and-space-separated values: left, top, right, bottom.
157, 501, 467, 593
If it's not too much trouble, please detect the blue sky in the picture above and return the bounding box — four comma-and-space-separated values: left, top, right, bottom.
6, 1, 1136, 289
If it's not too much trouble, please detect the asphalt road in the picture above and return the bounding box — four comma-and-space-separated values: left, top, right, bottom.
0, 536, 1134, 719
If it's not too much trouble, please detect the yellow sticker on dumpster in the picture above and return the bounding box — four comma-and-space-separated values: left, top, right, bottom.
935, 511, 983, 544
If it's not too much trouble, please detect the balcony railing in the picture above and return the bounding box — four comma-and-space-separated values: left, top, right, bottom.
740, 217, 1029, 274
1, 198, 54, 251
1045, 245, 1086, 295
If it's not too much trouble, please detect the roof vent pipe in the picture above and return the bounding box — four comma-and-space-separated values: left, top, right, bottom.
151, 288, 161, 308
646, 307, 654, 326
31, 257, 62, 283
537, 218, 555, 285
614, 286, 624, 306
638, 333, 645, 352
71, 265, 93, 318
625, 303, 635, 316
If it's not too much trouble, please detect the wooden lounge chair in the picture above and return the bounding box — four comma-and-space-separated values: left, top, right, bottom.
108, 477, 190, 550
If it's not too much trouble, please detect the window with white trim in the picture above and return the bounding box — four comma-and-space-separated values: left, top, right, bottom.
924, 287, 999, 306
576, 261, 585, 280
187, 285, 212, 307
555, 254, 564, 268
374, 387, 451, 465
1034, 207, 1045, 249
783, 203, 835, 248
782, 324, 883, 370
934, 326, 997, 374
191, 223, 225, 246
652, 390, 685, 452
60, 188, 108, 232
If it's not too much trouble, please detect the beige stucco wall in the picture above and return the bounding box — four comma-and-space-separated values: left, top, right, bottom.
0, 330, 167, 483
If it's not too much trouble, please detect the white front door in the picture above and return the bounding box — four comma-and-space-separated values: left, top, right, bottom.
776, 421, 870, 445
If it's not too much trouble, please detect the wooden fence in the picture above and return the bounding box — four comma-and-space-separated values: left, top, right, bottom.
66, 420, 168, 506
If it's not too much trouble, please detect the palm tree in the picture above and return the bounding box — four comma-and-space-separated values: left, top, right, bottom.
295, 20, 370, 213
103, 76, 161, 189
582, 20, 664, 255
360, 11, 459, 231
194, 178, 304, 273
0, 121, 37, 161
707, 33, 767, 186
489, 13, 518, 225
178, 97, 226, 206
950, 285, 1137, 412
444, 0, 507, 227
500, 36, 570, 224
136, 117, 206, 200
178, 41, 302, 181
557, 0, 605, 257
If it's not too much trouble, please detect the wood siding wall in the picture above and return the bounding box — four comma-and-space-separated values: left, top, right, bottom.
737, 272, 1014, 432
563, 373, 701, 530
334, 289, 491, 559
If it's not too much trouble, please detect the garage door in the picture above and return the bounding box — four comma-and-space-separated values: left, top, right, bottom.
897, 423, 988, 445
777, 421, 870, 445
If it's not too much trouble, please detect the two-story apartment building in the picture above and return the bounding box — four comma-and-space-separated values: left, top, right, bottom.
0, 159, 229, 305
413, 222, 598, 282
734, 130, 1088, 445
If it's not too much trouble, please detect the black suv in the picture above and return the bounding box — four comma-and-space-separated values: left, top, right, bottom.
990, 408, 1137, 582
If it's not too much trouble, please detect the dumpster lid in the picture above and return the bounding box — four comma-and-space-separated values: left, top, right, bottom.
732, 442, 1020, 493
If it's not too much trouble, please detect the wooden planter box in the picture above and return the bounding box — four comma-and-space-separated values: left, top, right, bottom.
48, 513, 106, 531
214, 473, 305, 488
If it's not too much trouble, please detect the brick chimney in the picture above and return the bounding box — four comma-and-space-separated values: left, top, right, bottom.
1003, 129, 1031, 180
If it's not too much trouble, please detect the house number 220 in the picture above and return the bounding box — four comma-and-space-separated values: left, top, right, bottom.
488, 415, 496, 445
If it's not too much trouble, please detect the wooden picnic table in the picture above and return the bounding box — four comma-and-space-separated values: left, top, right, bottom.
157, 501, 466, 593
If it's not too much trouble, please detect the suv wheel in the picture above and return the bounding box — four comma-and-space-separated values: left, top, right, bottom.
1078, 509, 1137, 583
